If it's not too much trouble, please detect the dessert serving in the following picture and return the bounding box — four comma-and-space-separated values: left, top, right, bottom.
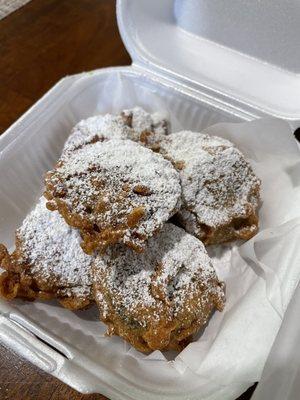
158, 131, 261, 244
0, 197, 93, 310
93, 223, 225, 352
0, 107, 261, 353
45, 138, 181, 254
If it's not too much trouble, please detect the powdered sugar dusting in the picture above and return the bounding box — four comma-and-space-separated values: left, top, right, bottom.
62, 107, 169, 156
62, 114, 132, 156
18, 197, 93, 298
47, 139, 181, 251
122, 107, 169, 137
159, 131, 260, 228
93, 223, 225, 327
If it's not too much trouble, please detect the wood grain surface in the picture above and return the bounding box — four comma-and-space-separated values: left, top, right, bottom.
0, 0, 255, 398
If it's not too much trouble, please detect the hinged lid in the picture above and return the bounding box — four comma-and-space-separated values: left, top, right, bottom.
117, 0, 300, 120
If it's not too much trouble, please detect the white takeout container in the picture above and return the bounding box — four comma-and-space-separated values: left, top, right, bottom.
1, 1, 300, 399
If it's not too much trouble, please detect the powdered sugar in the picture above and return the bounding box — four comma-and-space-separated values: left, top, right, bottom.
62, 107, 169, 156
159, 131, 260, 229
46, 139, 181, 251
93, 223, 225, 327
121, 107, 169, 137
18, 197, 93, 298
62, 114, 132, 156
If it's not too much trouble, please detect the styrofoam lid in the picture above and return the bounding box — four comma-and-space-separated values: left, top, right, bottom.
117, 0, 300, 120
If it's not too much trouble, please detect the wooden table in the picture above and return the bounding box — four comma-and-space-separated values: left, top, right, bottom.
0, 0, 256, 398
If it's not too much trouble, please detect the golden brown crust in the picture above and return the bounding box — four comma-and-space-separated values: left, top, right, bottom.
177, 207, 259, 245
0, 248, 92, 310
0, 268, 54, 302
97, 289, 222, 352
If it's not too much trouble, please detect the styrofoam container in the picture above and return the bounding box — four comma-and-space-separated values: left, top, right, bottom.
1, 1, 300, 399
